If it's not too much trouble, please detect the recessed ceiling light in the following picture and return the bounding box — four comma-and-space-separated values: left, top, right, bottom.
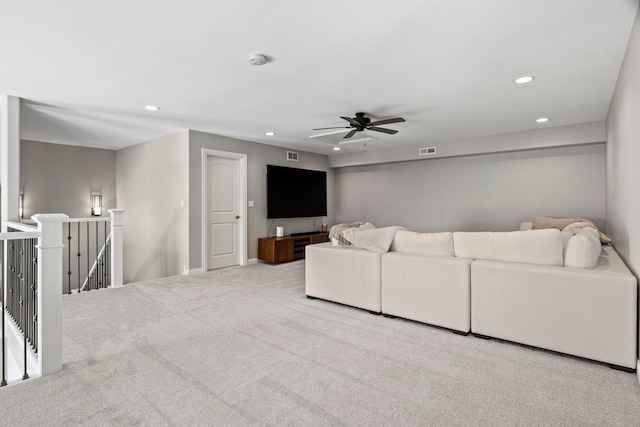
333, 147, 341, 151
145, 105, 159, 111
515, 76, 535, 84
265, 131, 275, 136
536, 117, 550, 123
249, 53, 268, 66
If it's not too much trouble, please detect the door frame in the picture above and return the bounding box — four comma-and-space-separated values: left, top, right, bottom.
201, 148, 248, 271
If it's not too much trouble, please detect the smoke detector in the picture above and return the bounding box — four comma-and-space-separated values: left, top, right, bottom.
249, 53, 268, 66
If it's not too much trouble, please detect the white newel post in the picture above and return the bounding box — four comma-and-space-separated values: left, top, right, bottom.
32, 213, 68, 376
109, 209, 125, 288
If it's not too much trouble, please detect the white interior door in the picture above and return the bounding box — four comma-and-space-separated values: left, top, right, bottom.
207, 156, 241, 270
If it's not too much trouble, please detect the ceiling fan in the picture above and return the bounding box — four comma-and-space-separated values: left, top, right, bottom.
311, 112, 405, 139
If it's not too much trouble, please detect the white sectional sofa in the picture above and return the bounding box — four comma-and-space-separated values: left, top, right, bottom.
305, 225, 638, 370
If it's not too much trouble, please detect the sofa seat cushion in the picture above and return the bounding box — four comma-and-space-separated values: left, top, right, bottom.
390, 230, 454, 256
453, 229, 563, 266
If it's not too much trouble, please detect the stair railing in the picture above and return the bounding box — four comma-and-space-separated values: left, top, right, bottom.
62, 209, 124, 294
2, 214, 67, 386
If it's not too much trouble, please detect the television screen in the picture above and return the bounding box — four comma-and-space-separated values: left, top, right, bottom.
267, 165, 327, 219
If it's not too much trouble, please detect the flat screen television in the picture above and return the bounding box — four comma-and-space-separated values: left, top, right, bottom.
267, 165, 327, 219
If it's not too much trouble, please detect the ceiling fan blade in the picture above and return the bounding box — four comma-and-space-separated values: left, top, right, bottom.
369, 117, 405, 126
309, 129, 352, 138
343, 129, 358, 139
368, 126, 398, 135
340, 116, 361, 127
312, 126, 350, 131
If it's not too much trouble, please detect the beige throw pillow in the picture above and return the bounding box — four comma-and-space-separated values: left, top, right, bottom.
562, 222, 613, 244
532, 216, 612, 244
532, 216, 582, 230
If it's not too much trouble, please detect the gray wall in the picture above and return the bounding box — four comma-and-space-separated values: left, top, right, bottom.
336, 143, 606, 232
606, 4, 639, 363
116, 131, 190, 283
189, 130, 336, 269
329, 122, 606, 168
20, 140, 116, 218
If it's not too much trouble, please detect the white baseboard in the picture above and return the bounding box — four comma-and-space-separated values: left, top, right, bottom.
187, 259, 258, 273
184, 268, 205, 276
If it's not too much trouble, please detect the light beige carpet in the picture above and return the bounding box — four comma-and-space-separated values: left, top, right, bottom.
1, 260, 639, 426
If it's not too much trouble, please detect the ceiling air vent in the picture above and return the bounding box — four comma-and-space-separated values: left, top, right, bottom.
286, 151, 299, 161
419, 147, 436, 156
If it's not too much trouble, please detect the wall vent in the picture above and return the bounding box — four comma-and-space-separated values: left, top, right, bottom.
286, 151, 299, 161
419, 147, 436, 156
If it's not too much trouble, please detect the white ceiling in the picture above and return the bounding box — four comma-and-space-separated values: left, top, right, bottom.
1, 0, 638, 155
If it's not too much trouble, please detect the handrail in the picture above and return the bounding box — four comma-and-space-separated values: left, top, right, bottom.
0, 231, 41, 240
3, 221, 38, 232
66, 217, 110, 224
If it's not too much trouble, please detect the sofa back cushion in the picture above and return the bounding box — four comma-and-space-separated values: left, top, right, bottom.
453, 229, 563, 266
564, 228, 601, 269
390, 230, 454, 256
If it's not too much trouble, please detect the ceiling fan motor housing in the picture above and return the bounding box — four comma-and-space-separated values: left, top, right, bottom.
355, 112, 371, 126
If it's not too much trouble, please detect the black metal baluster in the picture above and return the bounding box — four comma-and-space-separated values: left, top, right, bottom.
11, 240, 17, 323
104, 243, 108, 288
67, 223, 72, 295
107, 240, 111, 287
1, 241, 6, 387
28, 240, 32, 349
98, 244, 102, 289
95, 222, 98, 290
99, 250, 103, 289
102, 229, 106, 289
7, 242, 13, 323
77, 223, 81, 293
22, 239, 29, 380
86, 222, 89, 291
105, 241, 110, 288
24, 240, 30, 348
17, 238, 23, 332
32, 239, 38, 353
25, 240, 30, 348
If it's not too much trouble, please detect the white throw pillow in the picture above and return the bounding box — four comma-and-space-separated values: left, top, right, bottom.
452, 229, 563, 266
519, 222, 533, 231
390, 230, 454, 256
564, 228, 601, 269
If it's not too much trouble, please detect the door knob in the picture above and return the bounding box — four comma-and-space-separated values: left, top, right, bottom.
235, 215, 241, 219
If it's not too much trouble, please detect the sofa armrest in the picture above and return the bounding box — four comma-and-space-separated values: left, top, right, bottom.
305, 243, 382, 312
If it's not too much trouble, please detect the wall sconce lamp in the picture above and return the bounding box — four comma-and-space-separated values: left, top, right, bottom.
19, 193, 24, 219
91, 194, 102, 216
